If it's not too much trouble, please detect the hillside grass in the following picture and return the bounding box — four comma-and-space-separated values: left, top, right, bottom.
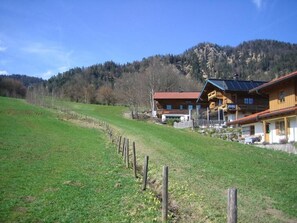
60, 101, 297, 223
0, 97, 160, 222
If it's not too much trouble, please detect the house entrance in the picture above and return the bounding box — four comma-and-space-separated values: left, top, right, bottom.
265, 123, 270, 143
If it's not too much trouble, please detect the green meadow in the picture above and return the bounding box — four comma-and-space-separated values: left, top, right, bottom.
1, 97, 297, 222
0, 97, 159, 222
59, 100, 297, 223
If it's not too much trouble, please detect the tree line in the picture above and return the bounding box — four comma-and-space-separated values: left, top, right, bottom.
45, 57, 200, 115
0, 75, 44, 98
0, 78, 27, 98
3, 39, 297, 113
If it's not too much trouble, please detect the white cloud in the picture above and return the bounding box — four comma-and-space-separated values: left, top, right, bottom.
41, 70, 54, 80
21, 42, 74, 78
0, 46, 7, 52
58, 66, 70, 73
0, 40, 7, 52
252, 0, 263, 10
0, 70, 9, 75
21, 42, 70, 58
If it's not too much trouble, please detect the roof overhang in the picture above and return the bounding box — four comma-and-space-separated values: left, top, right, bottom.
154, 92, 200, 100
227, 106, 297, 126
250, 71, 297, 94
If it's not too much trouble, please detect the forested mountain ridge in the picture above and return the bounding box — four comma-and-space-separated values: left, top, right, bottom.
43, 39, 297, 106
0, 74, 44, 98
0, 74, 44, 87
178, 39, 297, 81
48, 39, 297, 89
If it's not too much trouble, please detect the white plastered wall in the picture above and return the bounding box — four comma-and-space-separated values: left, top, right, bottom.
269, 117, 297, 143
241, 122, 264, 142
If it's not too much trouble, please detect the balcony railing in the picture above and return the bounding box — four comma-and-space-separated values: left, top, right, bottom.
209, 102, 216, 109
212, 103, 268, 112
208, 90, 223, 100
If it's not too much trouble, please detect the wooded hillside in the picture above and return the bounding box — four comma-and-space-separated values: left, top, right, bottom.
3, 39, 294, 111
44, 40, 297, 107
179, 39, 297, 81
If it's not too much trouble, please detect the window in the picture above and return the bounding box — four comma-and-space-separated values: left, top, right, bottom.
242, 126, 250, 135
265, 124, 270, 134
166, 105, 172, 110
278, 91, 285, 103
276, 119, 290, 135
244, 98, 254, 104
276, 120, 285, 135
250, 125, 255, 135
188, 105, 194, 110
179, 105, 184, 110
218, 99, 223, 105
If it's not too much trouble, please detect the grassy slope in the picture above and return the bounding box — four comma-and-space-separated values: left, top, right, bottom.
64, 102, 297, 223
0, 97, 160, 222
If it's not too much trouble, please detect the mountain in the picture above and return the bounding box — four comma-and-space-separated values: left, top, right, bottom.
177, 39, 297, 81
0, 74, 44, 98
45, 39, 297, 104
0, 74, 44, 87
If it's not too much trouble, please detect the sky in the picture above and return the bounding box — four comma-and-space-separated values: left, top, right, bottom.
0, 0, 297, 79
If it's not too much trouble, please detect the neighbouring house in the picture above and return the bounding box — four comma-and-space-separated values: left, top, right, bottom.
153, 91, 200, 122
196, 79, 269, 123
228, 71, 297, 144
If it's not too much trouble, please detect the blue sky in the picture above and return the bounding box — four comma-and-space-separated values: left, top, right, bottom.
0, 0, 297, 79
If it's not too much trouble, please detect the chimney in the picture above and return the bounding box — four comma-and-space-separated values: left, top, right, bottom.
233, 73, 239, 80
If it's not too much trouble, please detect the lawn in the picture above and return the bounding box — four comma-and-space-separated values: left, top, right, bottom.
60, 101, 297, 223
0, 97, 160, 222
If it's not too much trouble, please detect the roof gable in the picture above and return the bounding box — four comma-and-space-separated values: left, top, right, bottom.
197, 79, 267, 103
250, 70, 297, 93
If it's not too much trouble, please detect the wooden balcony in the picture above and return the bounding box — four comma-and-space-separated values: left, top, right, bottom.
208, 90, 223, 100
237, 104, 268, 112
209, 102, 216, 110
219, 104, 228, 111
216, 103, 268, 113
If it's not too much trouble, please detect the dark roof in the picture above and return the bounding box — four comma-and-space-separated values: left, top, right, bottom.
197, 79, 267, 103
208, 79, 266, 92
249, 70, 297, 93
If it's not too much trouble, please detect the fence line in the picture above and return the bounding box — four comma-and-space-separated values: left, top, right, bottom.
142, 155, 149, 191
126, 139, 130, 168
100, 116, 239, 223
66, 110, 239, 223
228, 188, 237, 223
162, 166, 169, 222
132, 142, 137, 178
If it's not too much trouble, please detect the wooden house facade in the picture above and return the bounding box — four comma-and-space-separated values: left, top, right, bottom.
228, 71, 297, 143
153, 92, 200, 122
197, 79, 269, 122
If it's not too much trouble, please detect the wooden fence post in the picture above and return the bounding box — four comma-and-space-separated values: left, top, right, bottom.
227, 188, 237, 223
142, 156, 149, 190
122, 138, 126, 157
118, 136, 122, 154
132, 142, 137, 178
126, 139, 129, 168
162, 166, 169, 222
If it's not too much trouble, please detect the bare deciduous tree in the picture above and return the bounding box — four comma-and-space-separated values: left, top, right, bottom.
97, 85, 116, 105
114, 57, 201, 117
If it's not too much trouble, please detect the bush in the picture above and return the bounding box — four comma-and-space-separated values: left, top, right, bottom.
166, 118, 180, 126
279, 138, 288, 144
